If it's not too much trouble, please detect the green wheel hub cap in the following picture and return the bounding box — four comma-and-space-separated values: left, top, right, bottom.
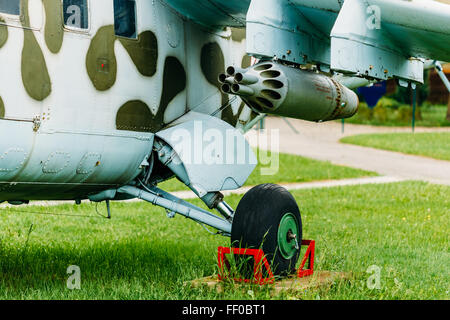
277, 213, 299, 259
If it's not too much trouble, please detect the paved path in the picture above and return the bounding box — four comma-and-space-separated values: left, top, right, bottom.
246, 118, 450, 186
170, 176, 406, 199
0, 176, 406, 208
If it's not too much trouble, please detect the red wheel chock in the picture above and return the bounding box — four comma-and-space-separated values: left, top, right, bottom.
297, 239, 315, 278
218, 240, 315, 285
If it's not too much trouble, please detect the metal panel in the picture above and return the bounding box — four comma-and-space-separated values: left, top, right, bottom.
331, 0, 425, 83
330, 0, 450, 82
0, 120, 154, 200
246, 0, 331, 65
162, 0, 250, 28
156, 112, 256, 194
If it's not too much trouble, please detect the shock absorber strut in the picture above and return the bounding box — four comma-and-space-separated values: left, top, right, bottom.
153, 139, 235, 221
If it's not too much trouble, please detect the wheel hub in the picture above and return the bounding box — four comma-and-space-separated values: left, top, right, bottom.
278, 213, 299, 259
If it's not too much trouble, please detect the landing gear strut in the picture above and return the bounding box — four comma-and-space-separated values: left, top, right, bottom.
89, 170, 302, 277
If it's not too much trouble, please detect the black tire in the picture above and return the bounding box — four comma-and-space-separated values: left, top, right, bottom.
231, 183, 302, 276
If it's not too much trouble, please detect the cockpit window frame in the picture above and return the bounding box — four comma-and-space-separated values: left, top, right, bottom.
113, 0, 138, 40
0, 0, 40, 30
0, 0, 21, 17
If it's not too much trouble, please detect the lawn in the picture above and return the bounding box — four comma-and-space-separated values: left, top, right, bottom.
158, 150, 377, 192
0, 181, 448, 300
344, 103, 450, 127
340, 132, 450, 161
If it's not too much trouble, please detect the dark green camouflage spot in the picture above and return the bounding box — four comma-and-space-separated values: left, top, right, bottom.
201, 42, 243, 126
115, 57, 186, 133
42, 0, 64, 54
116, 100, 154, 132
0, 96, 4, 118
21, 30, 52, 101
86, 25, 117, 91
120, 31, 158, 77
241, 54, 252, 69
159, 56, 186, 117
0, 18, 7, 48
20, 0, 52, 101
231, 28, 246, 42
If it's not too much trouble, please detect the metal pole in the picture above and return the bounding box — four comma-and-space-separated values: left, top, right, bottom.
259, 116, 266, 131
241, 113, 266, 133
434, 61, 450, 93
282, 117, 300, 134
412, 85, 417, 133
117, 185, 232, 234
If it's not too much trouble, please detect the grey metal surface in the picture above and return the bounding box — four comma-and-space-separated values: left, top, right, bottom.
156, 112, 257, 195
221, 61, 359, 122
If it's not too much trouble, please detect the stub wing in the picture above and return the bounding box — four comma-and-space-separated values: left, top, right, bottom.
329, 0, 450, 83
164, 0, 450, 83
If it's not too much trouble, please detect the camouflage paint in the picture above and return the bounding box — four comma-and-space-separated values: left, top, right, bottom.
234, 32, 255, 124
116, 100, 153, 132
0, 18, 7, 48
201, 42, 225, 94
0, 1, 259, 201
200, 42, 246, 126
86, 25, 117, 91
236, 54, 256, 124
231, 28, 245, 42
42, 0, 64, 54
241, 54, 252, 69
116, 56, 186, 133
159, 56, 186, 119
87, 27, 160, 90
200, 42, 229, 117
0, 96, 4, 118
120, 31, 158, 77
20, 0, 52, 101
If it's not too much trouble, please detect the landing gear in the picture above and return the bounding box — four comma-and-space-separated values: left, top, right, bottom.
231, 184, 302, 276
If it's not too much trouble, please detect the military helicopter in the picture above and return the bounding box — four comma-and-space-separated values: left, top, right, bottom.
0, 0, 449, 275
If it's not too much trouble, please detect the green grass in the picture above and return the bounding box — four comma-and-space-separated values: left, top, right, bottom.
344, 104, 450, 127
0, 181, 448, 299
159, 151, 377, 192
341, 132, 450, 161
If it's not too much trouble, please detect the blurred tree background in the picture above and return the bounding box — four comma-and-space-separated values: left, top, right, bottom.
350, 67, 450, 127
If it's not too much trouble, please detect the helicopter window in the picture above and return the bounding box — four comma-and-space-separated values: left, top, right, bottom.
63, 0, 89, 30
114, 0, 137, 39
0, 0, 20, 15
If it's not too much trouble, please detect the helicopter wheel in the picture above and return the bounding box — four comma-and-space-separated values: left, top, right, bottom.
231, 183, 302, 276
